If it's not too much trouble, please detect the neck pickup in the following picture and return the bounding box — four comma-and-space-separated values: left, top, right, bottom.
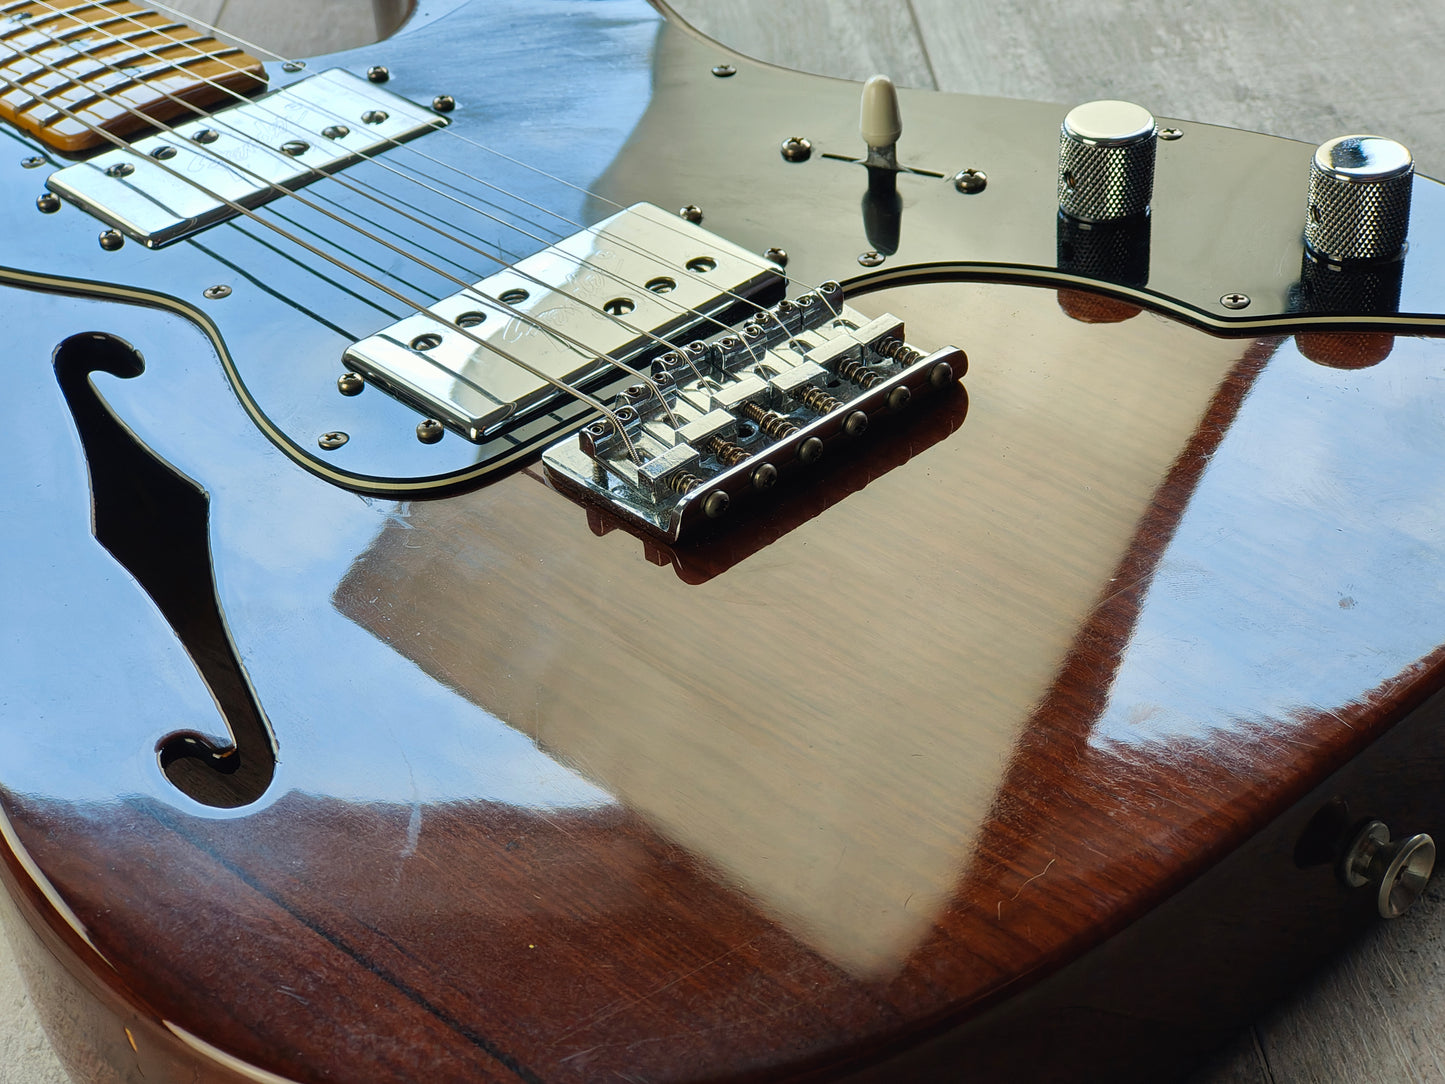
0, 0, 265, 153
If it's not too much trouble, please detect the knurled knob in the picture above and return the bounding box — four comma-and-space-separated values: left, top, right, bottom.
1058, 100, 1157, 222
1305, 135, 1413, 262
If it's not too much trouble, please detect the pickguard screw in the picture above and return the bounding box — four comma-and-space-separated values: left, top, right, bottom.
711, 64, 736, 78
98, 229, 124, 251
318, 431, 349, 450
21, 155, 45, 169
282, 60, 306, 72
337, 372, 365, 396
702, 490, 731, 518
780, 136, 812, 162
798, 437, 824, 464
844, 410, 869, 437
1160, 127, 1184, 141
203, 284, 231, 299
1220, 292, 1251, 310
764, 247, 788, 266
367, 65, 390, 83
858, 250, 885, 267
416, 418, 445, 444
35, 192, 60, 213
679, 204, 703, 223
432, 94, 456, 113
953, 168, 987, 193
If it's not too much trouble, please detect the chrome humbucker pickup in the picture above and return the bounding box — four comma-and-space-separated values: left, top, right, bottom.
47, 69, 446, 247
343, 203, 784, 440
542, 284, 966, 542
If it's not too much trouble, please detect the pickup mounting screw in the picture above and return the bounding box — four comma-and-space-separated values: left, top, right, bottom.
362, 110, 389, 125
318, 431, 349, 450
367, 65, 390, 83
711, 64, 736, 78
416, 419, 445, 444
764, 246, 788, 265
432, 94, 456, 113
679, 204, 703, 223
98, 229, 124, 251
35, 192, 60, 213
1220, 292, 1251, 310
203, 284, 232, 299
780, 136, 812, 162
281, 140, 310, 156
702, 490, 731, 518
337, 372, 365, 396
105, 162, 134, 178
953, 168, 987, 193
858, 250, 885, 267
323, 125, 350, 140
21, 156, 45, 169
194, 128, 220, 144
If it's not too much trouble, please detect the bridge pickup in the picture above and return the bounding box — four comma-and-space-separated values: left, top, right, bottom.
342, 202, 785, 441
542, 288, 967, 542
46, 68, 444, 246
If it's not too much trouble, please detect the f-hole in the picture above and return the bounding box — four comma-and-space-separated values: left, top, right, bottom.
54, 332, 276, 808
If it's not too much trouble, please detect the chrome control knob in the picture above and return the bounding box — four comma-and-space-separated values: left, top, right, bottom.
1305, 135, 1414, 262
1058, 100, 1158, 222
1341, 820, 1435, 919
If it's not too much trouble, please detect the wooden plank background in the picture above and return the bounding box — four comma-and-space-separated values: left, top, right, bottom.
5, 1, 1445, 1082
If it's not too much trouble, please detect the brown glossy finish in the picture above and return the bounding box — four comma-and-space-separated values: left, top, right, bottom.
0, 0, 266, 153
6, 273, 1445, 1082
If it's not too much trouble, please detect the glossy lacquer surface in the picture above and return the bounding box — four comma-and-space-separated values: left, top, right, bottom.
5, 2, 1445, 1082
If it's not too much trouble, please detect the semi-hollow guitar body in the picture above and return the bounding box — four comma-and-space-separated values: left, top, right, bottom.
3, 2, 1445, 1082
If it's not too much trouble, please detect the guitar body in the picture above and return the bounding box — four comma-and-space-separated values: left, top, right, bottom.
4, 2, 1445, 1082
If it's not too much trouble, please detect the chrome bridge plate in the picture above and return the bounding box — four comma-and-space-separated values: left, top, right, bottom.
542, 286, 966, 542
342, 202, 784, 441
47, 68, 445, 247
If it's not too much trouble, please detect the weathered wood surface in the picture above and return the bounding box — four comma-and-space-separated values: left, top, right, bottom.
4, 2, 1445, 1083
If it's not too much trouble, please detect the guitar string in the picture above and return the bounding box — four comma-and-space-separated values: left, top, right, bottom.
12, 1, 770, 393
129, 0, 851, 344
30, 0, 833, 365
0, 63, 656, 461
7, 10, 710, 438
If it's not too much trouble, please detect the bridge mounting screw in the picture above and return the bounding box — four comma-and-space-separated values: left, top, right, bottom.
367, 65, 390, 83
21, 155, 45, 169
432, 94, 456, 113
798, 437, 824, 464
844, 410, 869, 437
764, 246, 788, 265
780, 136, 812, 162
857, 250, 885, 267
282, 60, 306, 73
954, 168, 987, 193
416, 418, 445, 444
35, 192, 60, 213
751, 463, 778, 491
203, 284, 232, 300
1220, 292, 1251, 310
711, 63, 737, 78
678, 205, 704, 223
702, 490, 731, 518
98, 229, 125, 251
887, 385, 912, 411
337, 372, 365, 396
318, 431, 349, 450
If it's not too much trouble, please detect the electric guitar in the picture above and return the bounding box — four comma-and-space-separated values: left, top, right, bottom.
3, 2, 1444, 1081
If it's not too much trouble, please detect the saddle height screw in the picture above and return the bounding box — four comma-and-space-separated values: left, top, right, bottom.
337, 372, 365, 396
318, 431, 349, 450
678, 204, 704, 223
203, 284, 232, 300
98, 229, 124, 251
416, 419, 445, 444
780, 136, 812, 162
1220, 292, 1251, 310
367, 65, 390, 83
953, 168, 987, 193
432, 94, 456, 113
35, 192, 60, 213
711, 64, 737, 78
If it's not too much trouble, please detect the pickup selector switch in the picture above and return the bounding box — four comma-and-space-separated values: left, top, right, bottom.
1058, 100, 1157, 221
1305, 135, 1413, 262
